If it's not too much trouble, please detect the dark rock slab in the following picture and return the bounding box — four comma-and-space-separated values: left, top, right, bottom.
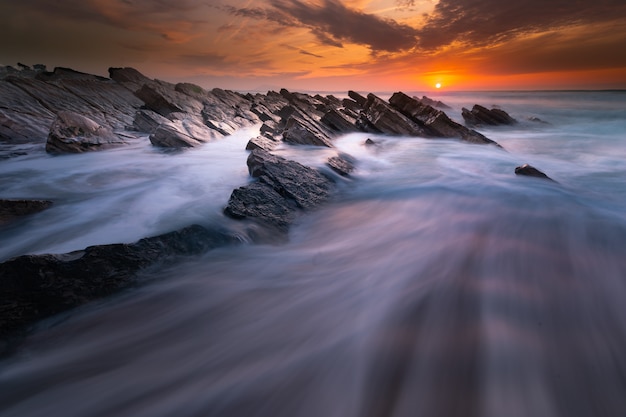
389, 92, 498, 145
46, 111, 128, 153
225, 149, 335, 231
515, 164, 554, 181
348, 90, 367, 107
326, 154, 356, 177
321, 108, 358, 133
462, 104, 517, 126
280, 106, 335, 148
358, 93, 430, 136
0, 200, 53, 226
0, 224, 239, 339
417, 95, 451, 109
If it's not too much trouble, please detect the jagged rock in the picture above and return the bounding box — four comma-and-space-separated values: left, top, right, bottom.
0, 200, 53, 226
260, 120, 280, 138
46, 111, 127, 153
246, 136, 279, 151
358, 93, 430, 136
132, 109, 171, 133
108, 67, 152, 92
341, 98, 362, 118
389, 92, 498, 145
0, 224, 239, 338
348, 91, 367, 107
462, 104, 517, 126
417, 95, 451, 109
514, 164, 554, 181
135, 84, 187, 117
224, 149, 335, 231
326, 154, 356, 177
321, 108, 358, 133
280, 106, 335, 148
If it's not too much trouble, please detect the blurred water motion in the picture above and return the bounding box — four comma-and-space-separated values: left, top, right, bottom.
1, 91, 626, 417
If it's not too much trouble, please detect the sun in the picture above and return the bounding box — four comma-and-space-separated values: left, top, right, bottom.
435, 83, 442, 89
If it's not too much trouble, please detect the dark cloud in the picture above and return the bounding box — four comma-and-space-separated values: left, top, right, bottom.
300, 50, 324, 59
225, 0, 418, 52
417, 0, 626, 50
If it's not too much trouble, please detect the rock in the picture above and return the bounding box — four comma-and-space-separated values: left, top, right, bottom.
246, 136, 279, 151
108, 67, 152, 92
149, 124, 205, 148
326, 154, 356, 177
224, 149, 335, 231
280, 106, 335, 148
46, 111, 127, 153
0, 224, 239, 339
357, 93, 430, 136
321, 108, 358, 133
418, 95, 451, 109
0, 80, 56, 143
514, 164, 554, 181
0, 200, 53, 226
135, 83, 187, 117
389, 92, 498, 145
462, 104, 517, 126
365, 138, 378, 146
348, 91, 367, 107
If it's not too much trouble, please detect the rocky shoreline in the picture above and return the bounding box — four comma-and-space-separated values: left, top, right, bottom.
1, 64, 544, 348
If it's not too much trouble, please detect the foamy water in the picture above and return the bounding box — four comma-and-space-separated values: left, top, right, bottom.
1, 91, 625, 417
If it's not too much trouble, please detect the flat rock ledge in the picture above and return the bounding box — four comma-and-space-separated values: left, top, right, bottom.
0, 199, 53, 226
0, 225, 239, 346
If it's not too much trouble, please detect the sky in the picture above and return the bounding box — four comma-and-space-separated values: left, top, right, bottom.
1, 0, 626, 91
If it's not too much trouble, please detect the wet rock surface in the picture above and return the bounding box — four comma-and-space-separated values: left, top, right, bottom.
46, 111, 128, 153
462, 104, 517, 126
0, 225, 239, 340
0, 200, 53, 226
515, 164, 555, 181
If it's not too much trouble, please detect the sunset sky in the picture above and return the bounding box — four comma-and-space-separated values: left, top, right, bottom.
2, 0, 625, 91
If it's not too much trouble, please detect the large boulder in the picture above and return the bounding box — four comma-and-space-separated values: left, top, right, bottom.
45, 111, 127, 153
0, 224, 239, 340
462, 104, 517, 126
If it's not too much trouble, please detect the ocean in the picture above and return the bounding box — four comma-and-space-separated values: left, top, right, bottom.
1, 91, 625, 417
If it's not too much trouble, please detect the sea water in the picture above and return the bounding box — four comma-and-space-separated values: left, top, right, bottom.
1, 91, 625, 417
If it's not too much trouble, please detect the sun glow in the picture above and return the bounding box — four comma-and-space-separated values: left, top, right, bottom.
435, 83, 442, 89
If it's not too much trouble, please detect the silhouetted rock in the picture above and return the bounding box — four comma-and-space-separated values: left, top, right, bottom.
348, 90, 367, 107
0, 224, 239, 339
46, 111, 128, 153
389, 92, 498, 145
358, 93, 430, 136
462, 104, 517, 126
418, 95, 451, 109
0, 200, 53, 226
514, 164, 554, 181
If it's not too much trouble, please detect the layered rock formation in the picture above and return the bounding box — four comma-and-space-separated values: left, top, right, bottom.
1, 63, 518, 343
462, 104, 518, 126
